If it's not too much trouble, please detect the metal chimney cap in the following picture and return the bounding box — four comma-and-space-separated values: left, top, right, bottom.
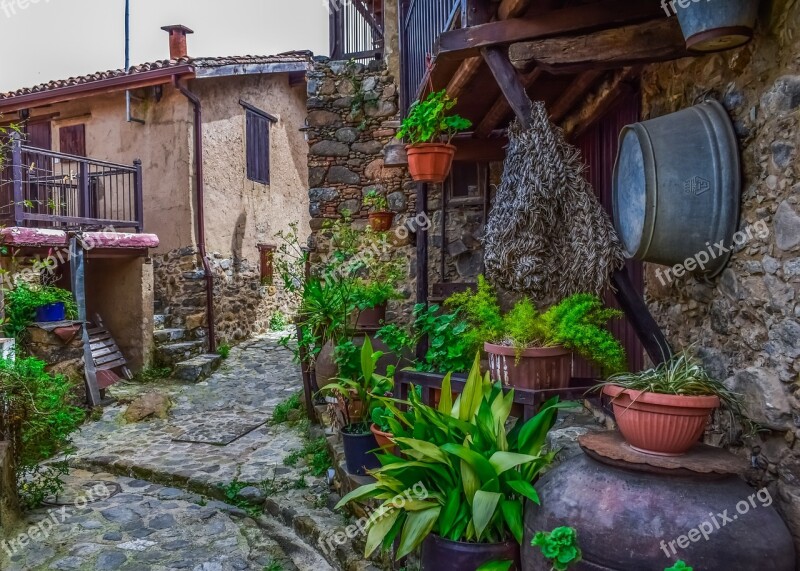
161, 25, 195, 34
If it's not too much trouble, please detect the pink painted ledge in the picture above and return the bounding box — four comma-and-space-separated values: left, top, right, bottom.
0, 227, 159, 250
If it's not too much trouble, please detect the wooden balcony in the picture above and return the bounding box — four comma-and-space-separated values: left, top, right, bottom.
1, 133, 143, 232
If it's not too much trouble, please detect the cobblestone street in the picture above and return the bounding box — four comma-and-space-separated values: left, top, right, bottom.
1, 334, 359, 571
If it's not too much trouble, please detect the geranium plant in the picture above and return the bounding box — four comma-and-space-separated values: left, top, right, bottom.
397, 90, 472, 145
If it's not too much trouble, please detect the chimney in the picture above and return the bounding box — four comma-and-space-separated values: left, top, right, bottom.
161, 25, 194, 60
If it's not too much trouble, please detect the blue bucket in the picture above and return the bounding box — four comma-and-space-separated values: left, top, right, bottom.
35, 302, 66, 323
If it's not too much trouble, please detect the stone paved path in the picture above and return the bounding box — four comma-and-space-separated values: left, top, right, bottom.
1, 333, 365, 571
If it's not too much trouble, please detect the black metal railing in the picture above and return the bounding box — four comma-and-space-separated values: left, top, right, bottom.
401, 0, 466, 110
330, 0, 385, 62
0, 134, 143, 231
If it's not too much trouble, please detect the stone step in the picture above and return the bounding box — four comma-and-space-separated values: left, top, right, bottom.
172, 353, 223, 383
153, 314, 169, 331
153, 328, 187, 344
155, 341, 205, 368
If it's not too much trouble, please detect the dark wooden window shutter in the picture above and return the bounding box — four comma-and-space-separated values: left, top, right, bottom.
59, 124, 86, 156
246, 110, 270, 184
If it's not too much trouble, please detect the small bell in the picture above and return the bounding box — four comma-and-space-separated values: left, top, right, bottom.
382, 140, 409, 167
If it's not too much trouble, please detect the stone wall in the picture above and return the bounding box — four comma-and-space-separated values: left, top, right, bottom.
153, 247, 297, 345
641, 1, 800, 549
306, 58, 417, 321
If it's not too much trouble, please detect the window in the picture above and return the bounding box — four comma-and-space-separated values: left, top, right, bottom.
447, 162, 486, 204
59, 124, 85, 156
244, 103, 275, 185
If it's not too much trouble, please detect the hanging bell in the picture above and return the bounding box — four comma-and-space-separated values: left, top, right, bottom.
383, 140, 409, 167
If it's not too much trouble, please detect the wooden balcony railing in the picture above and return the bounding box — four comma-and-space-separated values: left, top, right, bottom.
329, 0, 385, 62
1, 133, 143, 232
401, 0, 467, 110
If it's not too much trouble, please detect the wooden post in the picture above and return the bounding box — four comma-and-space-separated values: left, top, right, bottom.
79, 160, 90, 219
11, 132, 23, 227
133, 159, 144, 232
70, 236, 102, 407
415, 182, 429, 361
481, 46, 534, 127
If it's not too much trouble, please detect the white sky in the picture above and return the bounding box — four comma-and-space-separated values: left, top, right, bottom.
0, 0, 330, 92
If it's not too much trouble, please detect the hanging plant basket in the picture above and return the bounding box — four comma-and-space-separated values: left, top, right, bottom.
406, 143, 456, 184
676, 0, 759, 52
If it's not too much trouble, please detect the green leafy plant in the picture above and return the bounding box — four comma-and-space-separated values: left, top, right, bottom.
132, 366, 172, 384
269, 312, 288, 331
283, 436, 331, 477
665, 562, 693, 571
363, 189, 389, 213
320, 337, 393, 432
600, 348, 744, 416
377, 303, 474, 373
397, 90, 473, 145
446, 276, 627, 373
337, 354, 578, 559
4, 284, 78, 340
0, 356, 85, 509
217, 343, 231, 359
370, 404, 394, 432
532, 527, 583, 571
272, 392, 303, 424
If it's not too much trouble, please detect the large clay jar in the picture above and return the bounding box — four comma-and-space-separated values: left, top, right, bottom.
522, 435, 796, 571
314, 340, 338, 389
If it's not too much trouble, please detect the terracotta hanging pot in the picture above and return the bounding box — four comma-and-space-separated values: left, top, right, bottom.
485, 343, 572, 390
368, 211, 394, 232
406, 143, 456, 183
603, 384, 720, 456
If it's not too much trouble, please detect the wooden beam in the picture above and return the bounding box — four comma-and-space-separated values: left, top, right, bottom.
437, 1, 664, 58
452, 134, 509, 161
498, 0, 532, 20
446, 56, 483, 98
415, 182, 429, 361
481, 47, 534, 129
509, 18, 689, 73
475, 67, 543, 138
548, 70, 604, 124
563, 67, 638, 139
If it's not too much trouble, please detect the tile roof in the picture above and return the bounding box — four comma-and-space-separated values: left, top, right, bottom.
0, 52, 313, 102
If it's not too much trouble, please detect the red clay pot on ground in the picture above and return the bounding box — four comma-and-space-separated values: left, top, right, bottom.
368, 211, 394, 232
406, 143, 456, 183
603, 384, 720, 456
485, 343, 572, 390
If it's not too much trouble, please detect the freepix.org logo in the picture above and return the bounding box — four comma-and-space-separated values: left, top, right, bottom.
661, 0, 711, 17
1, 0, 52, 19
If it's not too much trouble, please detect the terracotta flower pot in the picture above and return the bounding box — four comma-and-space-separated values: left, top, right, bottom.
368, 211, 394, 232
485, 343, 572, 390
406, 143, 456, 183
370, 423, 399, 455
603, 384, 720, 456
356, 302, 387, 331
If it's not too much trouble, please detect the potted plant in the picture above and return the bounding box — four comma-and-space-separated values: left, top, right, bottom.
337, 354, 578, 570
445, 276, 627, 390
320, 337, 393, 475
4, 284, 78, 338
674, 0, 759, 52
397, 90, 472, 184
363, 190, 394, 232
369, 404, 398, 454
599, 349, 743, 456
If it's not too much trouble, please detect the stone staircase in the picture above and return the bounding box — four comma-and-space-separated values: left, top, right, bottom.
153, 301, 221, 383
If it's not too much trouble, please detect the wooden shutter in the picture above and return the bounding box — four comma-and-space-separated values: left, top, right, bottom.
246, 110, 270, 184
59, 124, 86, 156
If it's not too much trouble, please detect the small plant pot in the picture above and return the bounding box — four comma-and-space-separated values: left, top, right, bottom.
603, 384, 720, 456
485, 343, 572, 390
370, 423, 399, 455
420, 534, 520, 571
368, 211, 394, 232
341, 424, 381, 476
356, 302, 387, 331
675, 0, 759, 52
406, 143, 456, 183
35, 302, 66, 323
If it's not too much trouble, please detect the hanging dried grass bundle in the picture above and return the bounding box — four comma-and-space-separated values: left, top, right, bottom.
483, 101, 624, 298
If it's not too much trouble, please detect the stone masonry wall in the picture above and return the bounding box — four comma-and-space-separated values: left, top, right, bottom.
153, 247, 297, 346
306, 57, 417, 321
641, 1, 800, 549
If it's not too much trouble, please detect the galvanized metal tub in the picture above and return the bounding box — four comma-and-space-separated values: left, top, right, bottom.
612, 100, 741, 278
676, 0, 759, 52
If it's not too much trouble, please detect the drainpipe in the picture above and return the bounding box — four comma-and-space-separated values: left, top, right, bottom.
173, 76, 217, 353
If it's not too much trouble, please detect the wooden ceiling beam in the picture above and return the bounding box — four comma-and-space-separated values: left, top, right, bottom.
481, 46, 534, 130
437, 1, 664, 58
446, 56, 484, 98
475, 67, 543, 138
548, 70, 604, 124
509, 17, 689, 73
498, 0, 532, 20
562, 66, 639, 139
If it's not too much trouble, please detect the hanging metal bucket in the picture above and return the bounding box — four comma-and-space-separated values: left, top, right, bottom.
676, 0, 759, 52
612, 100, 741, 278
